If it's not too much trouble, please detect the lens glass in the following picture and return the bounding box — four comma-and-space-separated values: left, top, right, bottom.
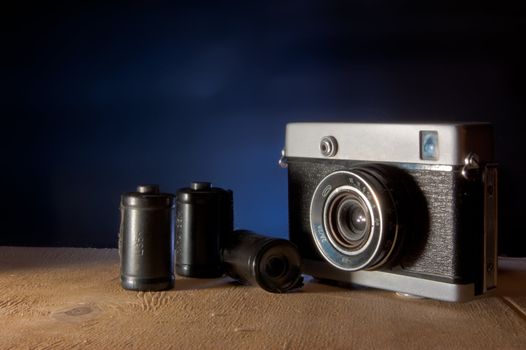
264, 256, 289, 278
338, 198, 369, 239
257, 243, 303, 293
326, 191, 372, 251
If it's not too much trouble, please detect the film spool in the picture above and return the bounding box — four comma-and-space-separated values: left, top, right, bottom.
175, 182, 233, 278
119, 184, 175, 291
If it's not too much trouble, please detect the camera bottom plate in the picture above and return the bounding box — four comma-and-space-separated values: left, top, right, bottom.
304, 259, 490, 302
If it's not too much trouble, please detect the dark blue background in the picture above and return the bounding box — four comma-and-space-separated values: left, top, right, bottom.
2, 1, 525, 255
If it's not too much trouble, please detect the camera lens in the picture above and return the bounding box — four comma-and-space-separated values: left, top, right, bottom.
264, 256, 289, 279
310, 166, 410, 271
323, 186, 375, 257
325, 193, 371, 251
335, 196, 370, 246
222, 230, 303, 293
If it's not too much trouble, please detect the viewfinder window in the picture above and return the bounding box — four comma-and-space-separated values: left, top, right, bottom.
420, 130, 439, 161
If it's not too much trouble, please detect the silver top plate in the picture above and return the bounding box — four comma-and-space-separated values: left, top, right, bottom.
285, 122, 494, 166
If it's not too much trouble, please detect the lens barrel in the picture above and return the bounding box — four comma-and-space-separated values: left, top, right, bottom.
119, 185, 175, 291
223, 230, 303, 293
310, 165, 412, 271
175, 182, 233, 278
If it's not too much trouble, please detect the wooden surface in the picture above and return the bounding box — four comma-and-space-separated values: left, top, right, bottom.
0, 247, 525, 349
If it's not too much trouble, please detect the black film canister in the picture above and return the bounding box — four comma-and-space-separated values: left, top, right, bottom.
175, 182, 233, 278
119, 184, 175, 291
222, 230, 303, 293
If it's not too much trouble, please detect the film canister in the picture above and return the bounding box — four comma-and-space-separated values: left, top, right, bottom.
222, 230, 303, 293
119, 184, 175, 291
175, 182, 233, 278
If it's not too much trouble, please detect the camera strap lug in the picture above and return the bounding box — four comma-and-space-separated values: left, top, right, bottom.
462, 152, 481, 180
279, 149, 288, 168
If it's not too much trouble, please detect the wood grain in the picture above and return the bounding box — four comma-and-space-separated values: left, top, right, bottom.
0, 247, 525, 349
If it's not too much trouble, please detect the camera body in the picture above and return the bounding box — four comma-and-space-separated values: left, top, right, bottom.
284, 123, 498, 302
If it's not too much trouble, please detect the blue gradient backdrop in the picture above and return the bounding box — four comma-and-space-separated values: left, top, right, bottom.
2, 2, 525, 255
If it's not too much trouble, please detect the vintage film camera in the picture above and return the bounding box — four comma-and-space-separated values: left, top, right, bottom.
282, 123, 498, 301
